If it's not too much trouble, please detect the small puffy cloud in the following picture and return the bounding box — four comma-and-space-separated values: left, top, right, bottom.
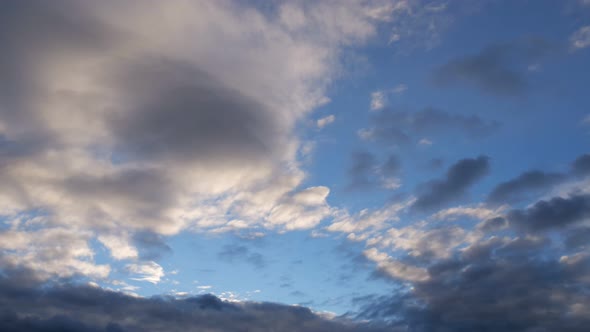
418, 138, 432, 146
316, 114, 336, 128
571, 26, 590, 50
391, 83, 408, 94
369, 84, 407, 111
370, 90, 388, 111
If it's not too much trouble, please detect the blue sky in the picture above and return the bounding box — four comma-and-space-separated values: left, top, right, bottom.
1, 1, 590, 331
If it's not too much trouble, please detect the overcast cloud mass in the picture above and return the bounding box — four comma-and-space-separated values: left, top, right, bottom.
0, 0, 589, 331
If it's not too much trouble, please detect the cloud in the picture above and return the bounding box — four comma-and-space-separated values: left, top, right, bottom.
346, 151, 402, 190
327, 200, 414, 236
571, 26, 590, 50
0, 272, 390, 332
487, 170, 567, 204
487, 153, 590, 204
506, 193, 590, 231
432, 39, 554, 96
316, 114, 336, 128
0, 0, 405, 279
411, 156, 490, 212
218, 244, 267, 270
369, 84, 408, 111
356, 233, 590, 331
359, 108, 500, 147
127, 261, 165, 284
370, 90, 388, 111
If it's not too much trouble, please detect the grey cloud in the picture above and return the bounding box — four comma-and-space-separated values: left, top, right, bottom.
565, 227, 590, 249
356, 234, 590, 331
412, 156, 490, 212
477, 216, 508, 233
218, 244, 267, 270
506, 193, 590, 231
363, 108, 499, 147
132, 232, 173, 261
106, 58, 282, 164
432, 39, 554, 96
0, 272, 389, 332
487, 170, 566, 204
347, 151, 378, 189
487, 153, 590, 205
572, 154, 590, 177
346, 151, 401, 190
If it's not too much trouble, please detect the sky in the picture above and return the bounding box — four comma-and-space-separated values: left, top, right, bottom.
0, 0, 589, 331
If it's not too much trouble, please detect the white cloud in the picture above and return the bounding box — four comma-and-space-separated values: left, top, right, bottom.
128, 261, 165, 284
364, 248, 429, 282
370, 90, 388, 111
391, 83, 408, 94
0, 0, 414, 279
98, 234, 138, 260
370, 84, 407, 110
431, 204, 508, 221
571, 26, 590, 50
418, 138, 433, 146
316, 114, 336, 128
327, 199, 414, 235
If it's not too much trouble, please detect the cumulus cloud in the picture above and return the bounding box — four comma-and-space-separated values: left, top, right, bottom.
359, 108, 500, 147
356, 235, 590, 331
411, 156, 490, 212
0, 0, 405, 279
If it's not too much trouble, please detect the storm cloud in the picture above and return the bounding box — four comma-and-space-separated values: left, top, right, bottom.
0, 272, 389, 332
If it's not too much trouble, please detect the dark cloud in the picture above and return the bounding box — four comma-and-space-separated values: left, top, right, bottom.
487, 170, 566, 204
432, 39, 554, 96
356, 234, 590, 331
412, 156, 490, 212
477, 216, 508, 232
506, 193, 590, 231
565, 227, 590, 250
346, 152, 401, 190
572, 154, 590, 177
0, 272, 389, 332
347, 151, 378, 189
363, 108, 499, 147
132, 232, 173, 261
106, 58, 282, 164
487, 153, 590, 205
218, 244, 267, 270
